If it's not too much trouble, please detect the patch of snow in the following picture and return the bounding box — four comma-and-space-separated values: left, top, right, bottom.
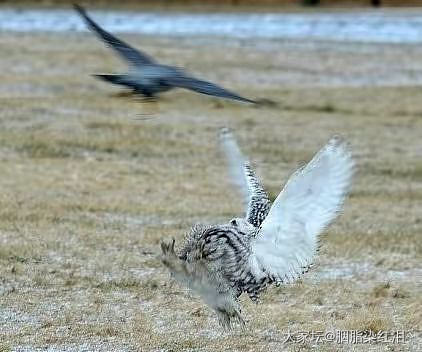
1, 8, 422, 43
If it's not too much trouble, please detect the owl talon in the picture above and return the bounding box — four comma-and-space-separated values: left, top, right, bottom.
160, 238, 176, 255
216, 305, 245, 330
160, 238, 179, 269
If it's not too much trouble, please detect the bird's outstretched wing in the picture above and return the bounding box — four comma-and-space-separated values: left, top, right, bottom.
243, 163, 271, 227
166, 76, 256, 104
219, 128, 271, 227
74, 4, 155, 66
249, 137, 354, 284
219, 127, 248, 203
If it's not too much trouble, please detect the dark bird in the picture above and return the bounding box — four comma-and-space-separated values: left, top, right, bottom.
74, 5, 256, 104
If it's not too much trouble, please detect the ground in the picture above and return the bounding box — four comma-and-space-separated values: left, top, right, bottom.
0, 22, 421, 352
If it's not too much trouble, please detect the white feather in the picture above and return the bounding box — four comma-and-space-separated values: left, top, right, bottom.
219, 127, 249, 209
249, 136, 354, 283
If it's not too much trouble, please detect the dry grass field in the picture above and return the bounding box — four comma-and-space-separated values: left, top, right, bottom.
0, 25, 421, 351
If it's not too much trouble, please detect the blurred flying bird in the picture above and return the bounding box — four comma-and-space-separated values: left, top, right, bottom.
161, 130, 354, 328
74, 5, 256, 104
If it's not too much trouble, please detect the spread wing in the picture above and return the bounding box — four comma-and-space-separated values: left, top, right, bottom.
219, 127, 248, 203
249, 137, 354, 284
219, 128, 271, 227
74, 4, 155, 66
243, 163, 271, 227
165, 76, 256, 104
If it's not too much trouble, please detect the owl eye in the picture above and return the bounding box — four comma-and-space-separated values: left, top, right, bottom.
231, 219, 237, 226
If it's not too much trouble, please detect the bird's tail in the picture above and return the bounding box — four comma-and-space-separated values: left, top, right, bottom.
93, 74, 130, 87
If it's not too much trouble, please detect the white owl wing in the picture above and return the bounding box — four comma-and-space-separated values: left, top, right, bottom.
248, 137, 354, 284
219, 128, 271, 227
243, 163, 271, 227
219, 127, 249, 203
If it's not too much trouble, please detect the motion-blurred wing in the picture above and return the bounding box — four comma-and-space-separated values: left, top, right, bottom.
219, 128, 271, 227
219, 127, 249, 203
249, 137, 354, 284
74, 4, 155, 66
166, 76, 256, 104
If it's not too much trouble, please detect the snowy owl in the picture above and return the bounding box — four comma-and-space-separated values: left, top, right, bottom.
161, 129, 354, 328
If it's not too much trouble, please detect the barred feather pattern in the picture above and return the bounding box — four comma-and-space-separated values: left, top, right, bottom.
183, 224, 269, 296
219, 127, 271, 228
161, 136, 354, 328
244, 163, 271, 228
173, 221, 306, 307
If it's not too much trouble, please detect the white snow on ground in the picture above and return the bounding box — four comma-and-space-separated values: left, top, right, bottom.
1, 8, 422, 43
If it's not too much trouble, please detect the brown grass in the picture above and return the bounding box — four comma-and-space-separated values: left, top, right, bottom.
0, 20, 421, 352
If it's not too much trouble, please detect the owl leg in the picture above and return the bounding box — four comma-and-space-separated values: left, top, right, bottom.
214, 300, 245, 330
